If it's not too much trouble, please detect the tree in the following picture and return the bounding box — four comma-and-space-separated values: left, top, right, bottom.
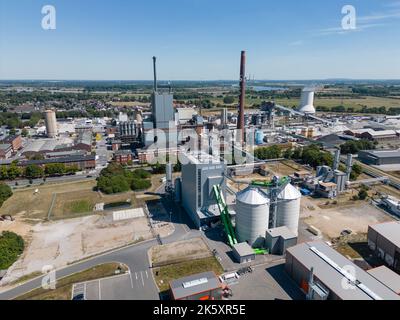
0, 183, 12, 208
223, 96, 235, 104
45, 163, 66, 176
0, 231, 25, 269
0, 166, 8, 180
131, 179, 151, 191
25, 165, 44, 179
7, 163, 22, 180
151, 163, 166, 174
21, 128, 29, 137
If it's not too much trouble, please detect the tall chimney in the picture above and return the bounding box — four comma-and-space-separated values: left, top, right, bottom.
237, 51, 246, 143
153, 56, 157, 92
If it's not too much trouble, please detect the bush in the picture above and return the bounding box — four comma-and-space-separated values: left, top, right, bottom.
358, 189, 368, 201
131, 179, 151, 191
0, 231, 25, 269
132, 169, 151, 179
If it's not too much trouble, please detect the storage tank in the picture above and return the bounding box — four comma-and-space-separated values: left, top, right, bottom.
276, 184, 301, 236
44, 109, 58, 138
235, 187, 270, 248
255, 130, 264, 145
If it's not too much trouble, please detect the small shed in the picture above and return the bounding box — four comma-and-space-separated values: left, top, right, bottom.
266, 226, 297, 255
232, 242, 256, 264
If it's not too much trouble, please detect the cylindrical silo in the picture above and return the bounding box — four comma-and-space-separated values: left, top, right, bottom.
235, 187, 270, 248
276, 184, 301, 236
44, 109, 58, 138
255, 130, 265, 145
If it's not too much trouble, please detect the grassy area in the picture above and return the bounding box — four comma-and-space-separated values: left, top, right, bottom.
153, 257, 224, 292
0, 180, 97, 221
66, 200, 93, 214
15, 263, 128, 300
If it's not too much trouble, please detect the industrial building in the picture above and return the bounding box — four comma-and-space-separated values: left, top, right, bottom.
367, 266, 400, 295
180, 151, 227, 228
0, 144, 12, 160
358, 149, 400, 166
19, 155, 96, 171
232, 242, 256, 264
169, 272, 222, 300
265, 226, 297, 255
368, 221, 400, 272
1, 135, 22, 154
285, 241, 400, 300
44, 109, 58, 138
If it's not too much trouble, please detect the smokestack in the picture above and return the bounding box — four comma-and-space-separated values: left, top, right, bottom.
237, 51, 246, 143
333, 149, 341, 171
153, 56, 157, 92
346, 154, 353, 180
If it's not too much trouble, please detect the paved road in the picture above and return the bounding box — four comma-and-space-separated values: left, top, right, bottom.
0, 188, 197, 300
0, 239, 160, 300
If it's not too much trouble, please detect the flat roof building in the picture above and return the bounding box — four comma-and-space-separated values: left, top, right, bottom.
367, 266, 400, 295
285, 241, 400, 300
266, 226, 298, 255
368, 221, 400, 271
232, 242, 256, 264
169, 272, 222, 300
358, 149, 400, 166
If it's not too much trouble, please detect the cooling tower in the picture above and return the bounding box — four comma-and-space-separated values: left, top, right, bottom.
298, 88, 316, 114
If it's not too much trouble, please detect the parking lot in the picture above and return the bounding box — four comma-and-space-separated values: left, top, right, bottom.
72, 271, 156, 300
225, 262, 305, 300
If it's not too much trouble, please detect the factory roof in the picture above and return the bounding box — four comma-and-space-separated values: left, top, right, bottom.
169, 271, 221, 300
22, 155, 96, 166
367, 266, 400, 294
364, 130, 397, 137
369, 221, 400, 249
23, 137, 74, 154
0, 144, 11, 151
181, 151, 225, 165
287, 241, 400, 300
360, 149, 400, 158
267, 226, 297, 240
232, 242, 255, 257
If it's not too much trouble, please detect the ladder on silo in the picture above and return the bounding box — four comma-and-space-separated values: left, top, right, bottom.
213, 185, 238, 247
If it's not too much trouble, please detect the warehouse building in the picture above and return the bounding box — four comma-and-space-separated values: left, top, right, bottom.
358, 149, 400, 166
368, 221, 400, 272
169, 272, 222, 300
367, 266, 400, 295
285, 241, 400, 300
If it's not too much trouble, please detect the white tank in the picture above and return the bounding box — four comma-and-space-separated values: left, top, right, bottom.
276, 184, 301, 236
235, 187, 270, 248
298, 88, 316, 114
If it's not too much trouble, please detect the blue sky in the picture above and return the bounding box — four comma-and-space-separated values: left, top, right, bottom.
1, 0, 400, 80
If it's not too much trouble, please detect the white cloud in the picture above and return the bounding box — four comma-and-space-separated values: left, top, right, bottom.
289, 40, 304, 46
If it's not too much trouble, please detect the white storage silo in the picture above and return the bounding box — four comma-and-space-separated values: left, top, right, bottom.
276, 184, 301, 236
235, 187, 270, 248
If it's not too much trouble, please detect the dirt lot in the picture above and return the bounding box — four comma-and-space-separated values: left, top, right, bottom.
1, 214, 153, 285
150, 238, 212, 267
301, 196, 394, 239
0, 181, 97, 221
